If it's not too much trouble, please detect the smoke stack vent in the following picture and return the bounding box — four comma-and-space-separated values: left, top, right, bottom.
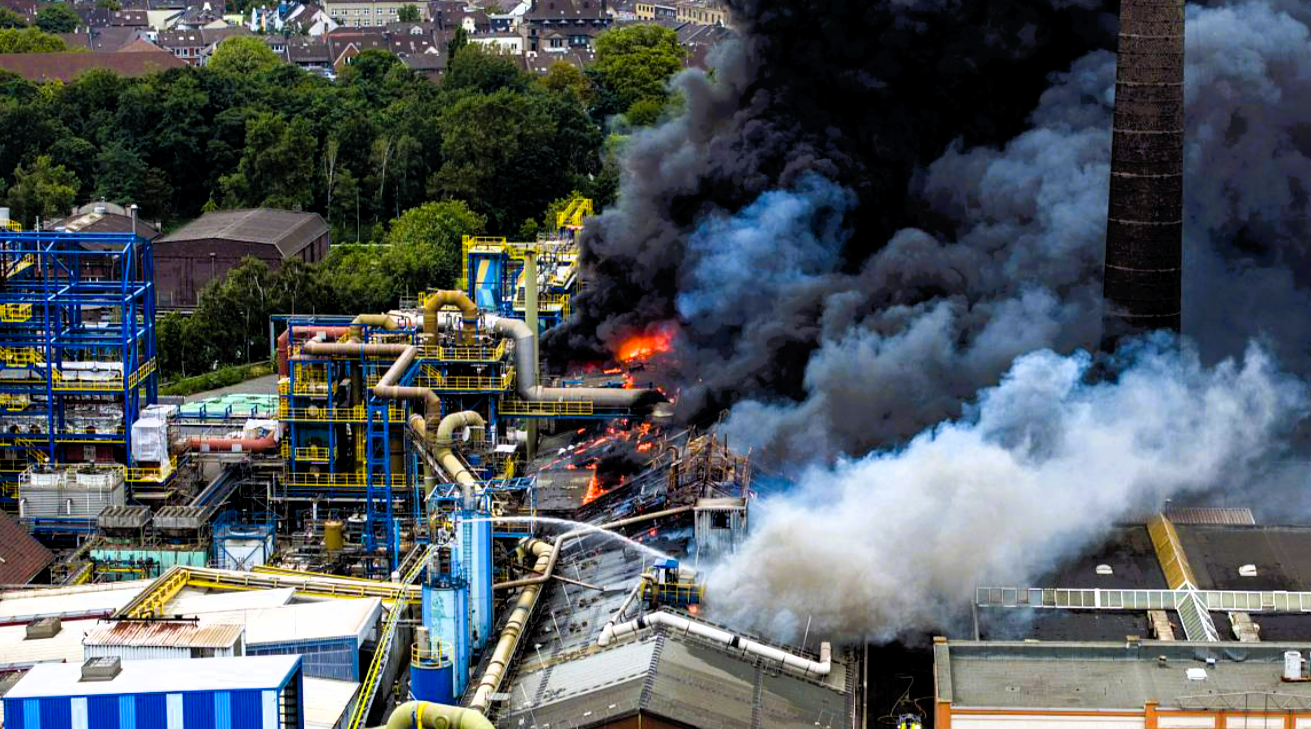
1101, 0, 1185, 344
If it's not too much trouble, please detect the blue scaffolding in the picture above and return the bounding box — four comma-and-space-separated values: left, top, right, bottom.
0, 232, 158, 501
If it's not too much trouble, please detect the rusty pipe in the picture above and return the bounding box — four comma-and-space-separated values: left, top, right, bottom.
277, 325, 350, 376
187, 435, 278, 453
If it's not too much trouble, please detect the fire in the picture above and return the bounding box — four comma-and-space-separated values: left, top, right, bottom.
617, 331, 672, 361
583, 469, 602, 504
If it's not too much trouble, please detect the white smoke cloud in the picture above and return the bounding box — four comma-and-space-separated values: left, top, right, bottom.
705, 338, 1308, 643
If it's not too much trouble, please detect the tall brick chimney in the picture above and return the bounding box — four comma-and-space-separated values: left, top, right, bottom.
1101, 0, 1185, 346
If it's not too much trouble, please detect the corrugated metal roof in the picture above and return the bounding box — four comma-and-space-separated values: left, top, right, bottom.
164, 587, 296, 615
0, 581, 149, 623
6, 655, 302, 699
159, 209, 329, 258
1165, 507, 1257, 525
82, 621, 245, 648
304, 677, 359, 729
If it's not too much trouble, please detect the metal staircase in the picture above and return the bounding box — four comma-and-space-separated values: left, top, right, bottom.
347, 548, 432, 729
364, 397, 396, 573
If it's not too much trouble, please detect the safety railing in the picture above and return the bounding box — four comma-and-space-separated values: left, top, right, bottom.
293, 446, 332, 462
1, 253, 34, 278
413, 371, 514, 393
412, 640, 455, 668
125, 455, 176, 483
976, 586, 1311, 613
0, 303, 32, 322
281, 471, 409, 490
5, 360, 159, 392
277, 404, 407, 423
347, 547, 430, 729
0, 347, 41, 366
499, 399, 594, 416
0, 394, 30, 411
416, 340, 507, 363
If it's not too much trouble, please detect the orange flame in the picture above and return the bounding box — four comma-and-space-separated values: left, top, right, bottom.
617, 331, 672, 361
583, 469, 602, 504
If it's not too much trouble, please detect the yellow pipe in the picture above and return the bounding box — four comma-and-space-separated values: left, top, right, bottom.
376, 701, 493, 729
423, 291, 478, 343
469, 541, 553, 713
349, 313, 401, 342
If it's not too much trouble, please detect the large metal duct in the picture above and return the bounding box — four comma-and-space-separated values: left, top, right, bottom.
424, 291, 479, 342
469, 540, 554, 713
373, 701, 494, 729
1102, 0, 1185, 343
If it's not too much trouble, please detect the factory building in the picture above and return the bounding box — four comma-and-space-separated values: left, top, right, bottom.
2, 655, 305, 729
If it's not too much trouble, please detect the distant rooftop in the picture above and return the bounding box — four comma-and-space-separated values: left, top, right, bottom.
160, 208, 329, 259
938, 640, 1311, 711
0, 512, 53, 585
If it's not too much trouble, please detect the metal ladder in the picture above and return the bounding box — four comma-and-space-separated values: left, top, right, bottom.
364, 397, 395, 572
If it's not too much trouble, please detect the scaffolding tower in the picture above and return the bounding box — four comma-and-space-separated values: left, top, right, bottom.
0, 232, 161, 511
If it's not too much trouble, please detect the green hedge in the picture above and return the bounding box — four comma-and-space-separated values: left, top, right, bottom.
160, 361, 275, 397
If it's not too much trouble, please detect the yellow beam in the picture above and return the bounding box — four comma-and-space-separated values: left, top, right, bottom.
1147, 513, 1198, 589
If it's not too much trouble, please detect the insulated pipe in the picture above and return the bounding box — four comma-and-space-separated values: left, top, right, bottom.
375, 701, 494, 729
423, 291, 479, 342
408, 415, 437, 495
277, 325, 351, 376
597, 611, 833, 679
492, 506, 694, 590
300, 341, 443, 429
431, 411, 485, 507
601, 572, 653, 638
483, 315, 659, 408
469, 540, 553, 713
349, 313, 401, 341
187, 435, 278, 453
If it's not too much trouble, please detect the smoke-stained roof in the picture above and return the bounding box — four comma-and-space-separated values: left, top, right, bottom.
1176, 526, 1311, 592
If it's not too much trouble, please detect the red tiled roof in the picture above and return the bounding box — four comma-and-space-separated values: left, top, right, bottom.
0, 511, 53, 585
0, 50, 185, 83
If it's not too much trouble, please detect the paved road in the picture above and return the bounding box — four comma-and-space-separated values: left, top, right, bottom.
183, 373, 281, 402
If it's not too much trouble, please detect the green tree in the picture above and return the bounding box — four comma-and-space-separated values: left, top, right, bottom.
0, 7, 26, 28
0, 27, 67, 52
446, 26, 468, 58
383, 200, 485, 295
96, 0, 122, 10
591, 25, 686, 123
34, 4, 79, 33
540, 60, 591, 103
220, 113, 315, 210
443, 43, 527, 94
209, 35, 282, 75
5, 155, 79, 227
397, 3, 419, 21
92, 141, 147, 203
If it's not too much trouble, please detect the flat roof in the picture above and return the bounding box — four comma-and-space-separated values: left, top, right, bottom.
0, 581, 150, 623
975, 607, 1151, 642
0, 619, 97, 670
5, 655, 301, 699
1176, 525, 1311, 591
938, 640, 1311, 710
304, 677, 359, 729
163, 587, 296, 615
195, 597, 382, 647
1033, 526, 1169, 590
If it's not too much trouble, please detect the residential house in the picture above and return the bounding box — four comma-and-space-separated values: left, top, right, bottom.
76, 7, 151, 29
156, 26, 251, 66
324, 0, 430, 29
469, 31, 523, 54
402, 49, 443, 80
633, 1, 673, 21
249, 2, 338, 35
0, 48, 185, 83
164, 4, 230, 29
677, 20, 731, 68
58, 26, 151, 52
674, 0, 725, 26
325, 27, 439, 71
523, 0, 611, 52
522, 46, 593, 73
155, 209, 329, 309
282, 36, 333, 73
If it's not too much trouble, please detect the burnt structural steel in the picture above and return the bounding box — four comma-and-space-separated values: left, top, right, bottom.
1102, 0, 1185, 342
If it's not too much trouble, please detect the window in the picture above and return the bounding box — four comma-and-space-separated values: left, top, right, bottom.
549, 37, 563, 48
711, 512, 730, 529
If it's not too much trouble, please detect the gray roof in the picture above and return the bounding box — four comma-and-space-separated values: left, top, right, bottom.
1177, 525, 1311, 592
939, 640, 1311, 711
161, 209, 328, 258
51, 212, 162, 241
499, 631, 855, 729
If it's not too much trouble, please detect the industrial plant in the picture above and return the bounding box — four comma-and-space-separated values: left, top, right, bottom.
2, 0, 1310, 726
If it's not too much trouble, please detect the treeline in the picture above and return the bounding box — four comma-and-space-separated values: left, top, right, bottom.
0, 26, 687, 242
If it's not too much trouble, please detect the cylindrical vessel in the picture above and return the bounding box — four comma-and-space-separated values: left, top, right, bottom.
324, 520, 344, 552
1286, 651, 1302, 680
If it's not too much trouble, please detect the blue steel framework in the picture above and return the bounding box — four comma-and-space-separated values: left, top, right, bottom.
458, 236, 579, 332
0, 232, 159, 502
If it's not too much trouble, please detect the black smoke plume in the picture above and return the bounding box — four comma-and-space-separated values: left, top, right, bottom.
546, 0, 1311, 465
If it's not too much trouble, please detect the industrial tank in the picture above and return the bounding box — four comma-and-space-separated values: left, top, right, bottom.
324, 520, 344, 552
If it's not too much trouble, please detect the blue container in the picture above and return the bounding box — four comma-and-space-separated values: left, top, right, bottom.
410, 664, 455, 705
